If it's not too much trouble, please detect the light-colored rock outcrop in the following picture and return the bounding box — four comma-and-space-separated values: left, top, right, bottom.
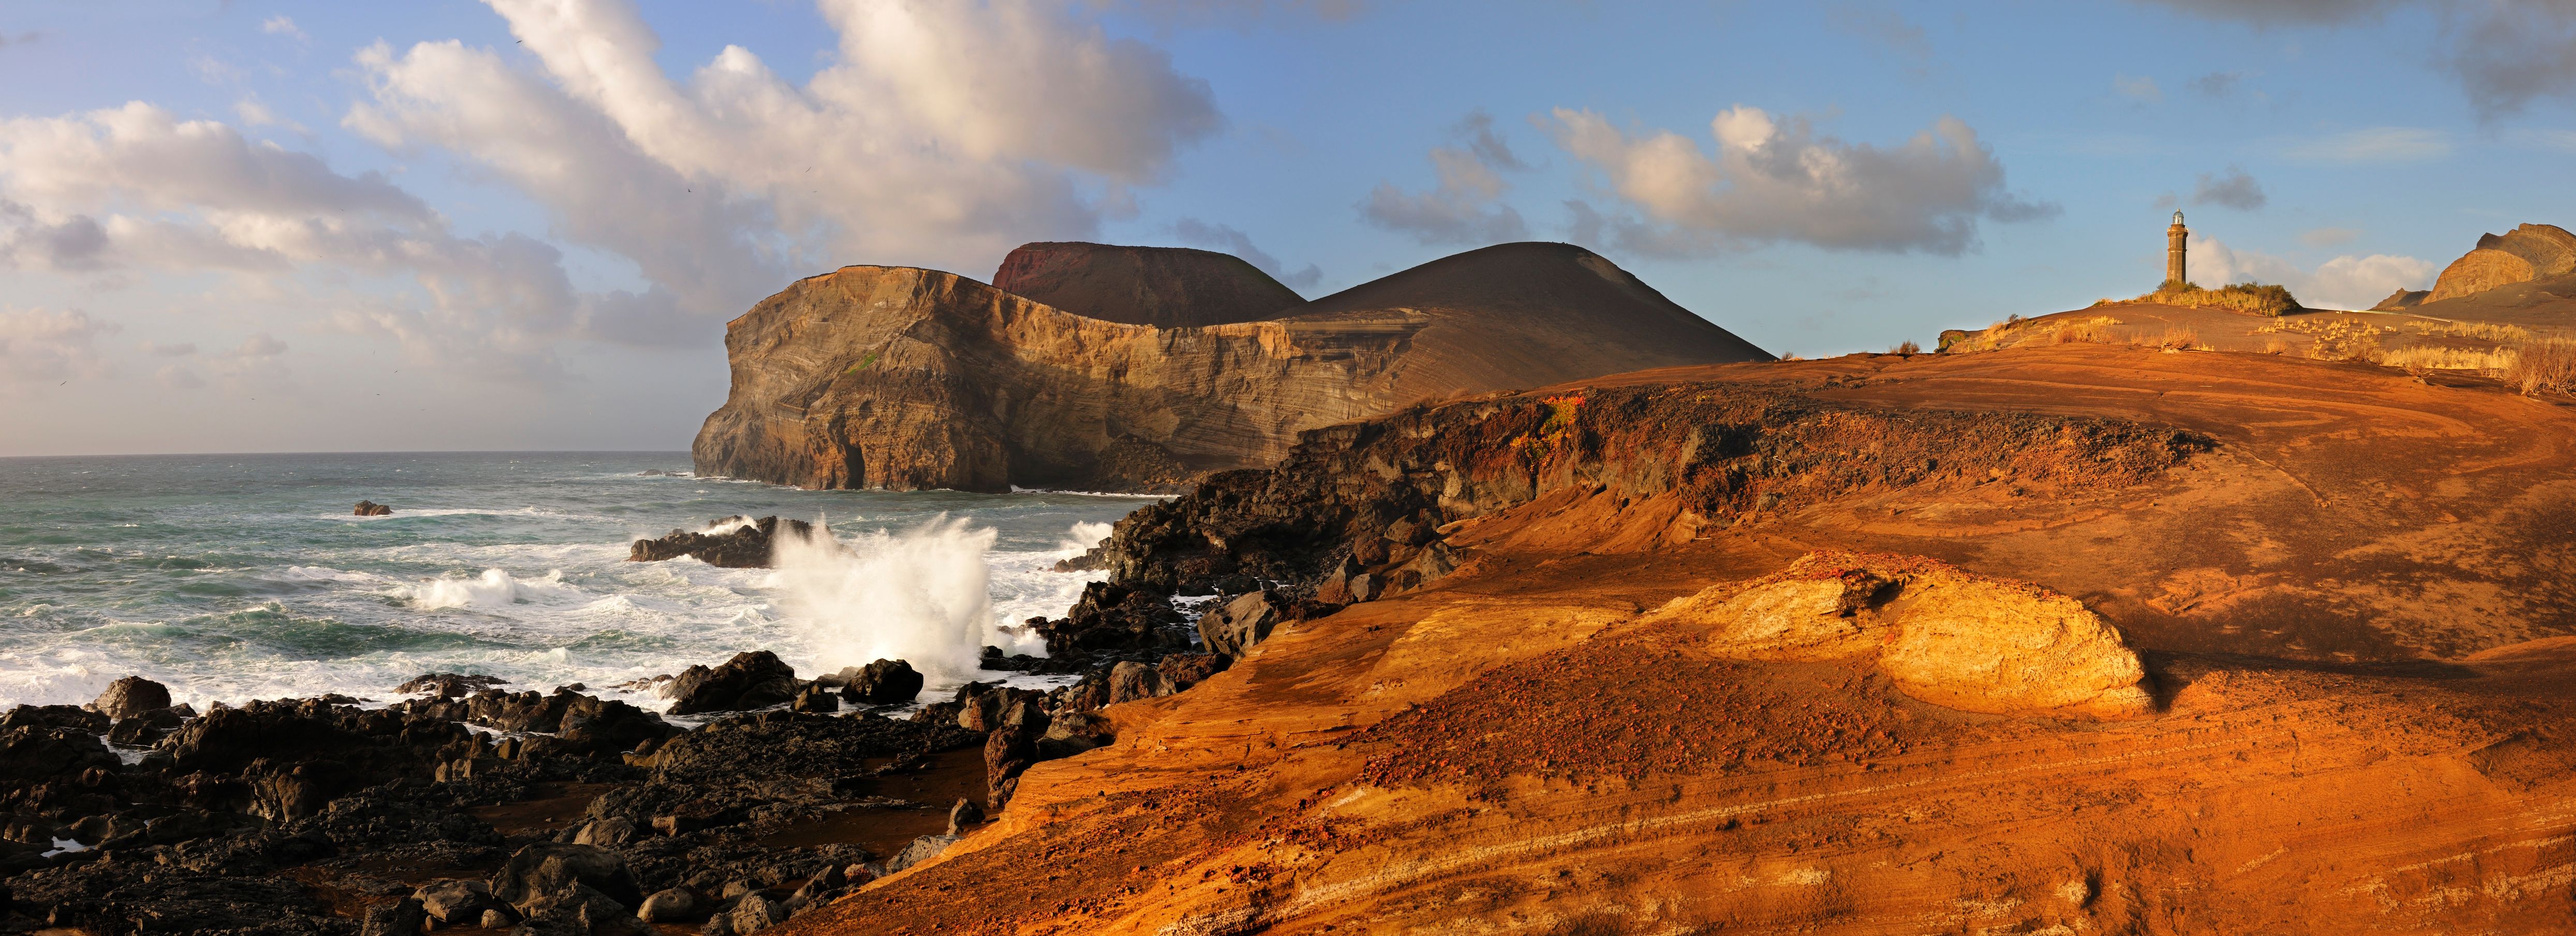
693, 242, 1772, 492
1649, 551, 2153, 719
2425, 223, 2576, 303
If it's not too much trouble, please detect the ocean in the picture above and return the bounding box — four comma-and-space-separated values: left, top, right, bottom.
0, 452, 1153, 714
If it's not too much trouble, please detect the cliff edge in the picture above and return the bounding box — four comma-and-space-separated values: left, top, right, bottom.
692, 242, 1772, 492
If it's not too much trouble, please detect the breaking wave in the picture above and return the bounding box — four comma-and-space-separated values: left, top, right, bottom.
777, 515, 1041, 689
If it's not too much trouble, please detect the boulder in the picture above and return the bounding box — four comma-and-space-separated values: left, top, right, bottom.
413, 879, 501, 925
790, 684, 840, 713
89, 676, 171, 720
395, 672, 507, 698
887, 834, 961, 873
489, 842, 643, 911
1034, 582, 1189, 653
668, 651, 800, 716
352, 500, 393, 516
573, 817, 639, 848
984, 698, 1051, 811
627, 516, 814, 569
2, 704, 110, 734
1648, 551, 2153, 720
1038, 710, 1115, 760
638, 887, 700, 923
1107, 660, 1165, 705
558, 694, 678, 754
358, 897, 426, 936
1199, 590, 1285, 659
946, 797, 984, 836
840, 659, 924, 705
1156, 652, 1230, 692
730, 893, 785, 933
0, 725, 119, 784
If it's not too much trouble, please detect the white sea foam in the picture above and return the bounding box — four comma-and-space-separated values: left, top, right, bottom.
1059, 521, 1115, 552
775, 515, 1037, 689
404, 569, 581, 610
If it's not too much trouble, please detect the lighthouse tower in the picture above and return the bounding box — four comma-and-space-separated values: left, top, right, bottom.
2167, 211, 2188, 286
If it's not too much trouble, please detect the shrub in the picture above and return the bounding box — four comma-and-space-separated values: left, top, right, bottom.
2509, 338, 2576, 396
1890, 340, 1921, 354
2375, 345, 2518, 374
2137, 279, 2301, 317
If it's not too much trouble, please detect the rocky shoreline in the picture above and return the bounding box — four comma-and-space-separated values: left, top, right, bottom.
0, 543, 1266, 936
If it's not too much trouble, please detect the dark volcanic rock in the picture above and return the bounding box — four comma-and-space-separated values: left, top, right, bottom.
558, 694, 679, 755
354, 499, 393, 516
2, 703, 111, 734
1033, 582, 1189, 654
667, 651, 800, 716
89, 675, 171, 720
1077, 383, 2207, 598
1198, 590, 1286, 659
1156, 652, 1230, 692
395, 672, 508, 698
648, 710, 981, 784
835, 658, 925, 705
627, 516, 815, 569
490, 842, 643, 911
0, 723, 117, 783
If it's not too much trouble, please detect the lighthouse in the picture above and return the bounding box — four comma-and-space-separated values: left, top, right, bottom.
2167, 211, 2188, 286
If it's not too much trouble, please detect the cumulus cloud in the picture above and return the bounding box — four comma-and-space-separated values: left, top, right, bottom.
1542, 105, 2055, 257
1360, 110, 1531, 246
1171, 218, 1321, 292
348, 0, 1221, 310
0, 308, 116, 389
2192, 166, 2267, 210
2114, 75, 2163, 103
2, 0, 1231, 383
2187, 235, 2434, 308
2281, 126, 2451, 162
0, 101, 602, 379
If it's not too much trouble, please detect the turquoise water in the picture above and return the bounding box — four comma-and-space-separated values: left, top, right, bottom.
0, 452, 1151, 711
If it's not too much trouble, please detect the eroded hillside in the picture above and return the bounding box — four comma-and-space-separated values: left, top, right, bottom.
786, 343, 2576, 935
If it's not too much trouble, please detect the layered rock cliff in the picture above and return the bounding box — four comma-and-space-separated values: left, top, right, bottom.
2425, 222, 2576, 303
692, 242, 1772, 492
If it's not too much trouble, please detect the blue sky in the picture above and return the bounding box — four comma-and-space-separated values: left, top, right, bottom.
5, 0, 2574, 455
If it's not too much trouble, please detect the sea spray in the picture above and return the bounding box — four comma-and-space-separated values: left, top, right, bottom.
775, 514, 1041, 689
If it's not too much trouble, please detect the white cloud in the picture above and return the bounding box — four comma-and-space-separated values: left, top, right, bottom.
2281, 126, 2451, 162
1171, 218, 1321, 292
0, 307, 116, 390
2186, 235, 2434, 309
2114, 75, 2163, 103
1360, 111, 1530, 247
261, 16, 309, 42
1542, 105, 2055, 256
345, 0, 1224, 320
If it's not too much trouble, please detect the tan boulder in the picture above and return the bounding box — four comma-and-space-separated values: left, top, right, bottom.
1875, 573, 2154, 719
1653, 551, 2153, 719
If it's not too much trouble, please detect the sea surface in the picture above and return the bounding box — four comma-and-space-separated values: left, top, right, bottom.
0, 452, 1154, 714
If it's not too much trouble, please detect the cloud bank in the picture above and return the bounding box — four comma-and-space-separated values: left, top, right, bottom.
1543, 105, 2055, 257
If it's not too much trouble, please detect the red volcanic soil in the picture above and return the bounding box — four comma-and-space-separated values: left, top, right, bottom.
784, 344, 2576, 935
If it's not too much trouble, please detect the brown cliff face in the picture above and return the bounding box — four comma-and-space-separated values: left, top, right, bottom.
990, 242, 1302, 329
2426, 222, 2576, 303
693, 243, 1772, 492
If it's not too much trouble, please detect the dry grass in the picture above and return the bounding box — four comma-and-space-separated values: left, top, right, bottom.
2510, 338, 2576, 396
2375, 345, 2520, 375
2263, 336, 2293, 355
2136, 279, 2302, 317
2256, 316, 2396, 361
2404, 319, 2533, 343
2159, 324, 2202, 350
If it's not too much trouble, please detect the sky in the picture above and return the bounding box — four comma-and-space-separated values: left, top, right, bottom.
7, 0, 2576, 455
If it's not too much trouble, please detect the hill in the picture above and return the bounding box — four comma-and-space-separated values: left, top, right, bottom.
989, 242, 1302, 329
691, 242, 1772, 492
